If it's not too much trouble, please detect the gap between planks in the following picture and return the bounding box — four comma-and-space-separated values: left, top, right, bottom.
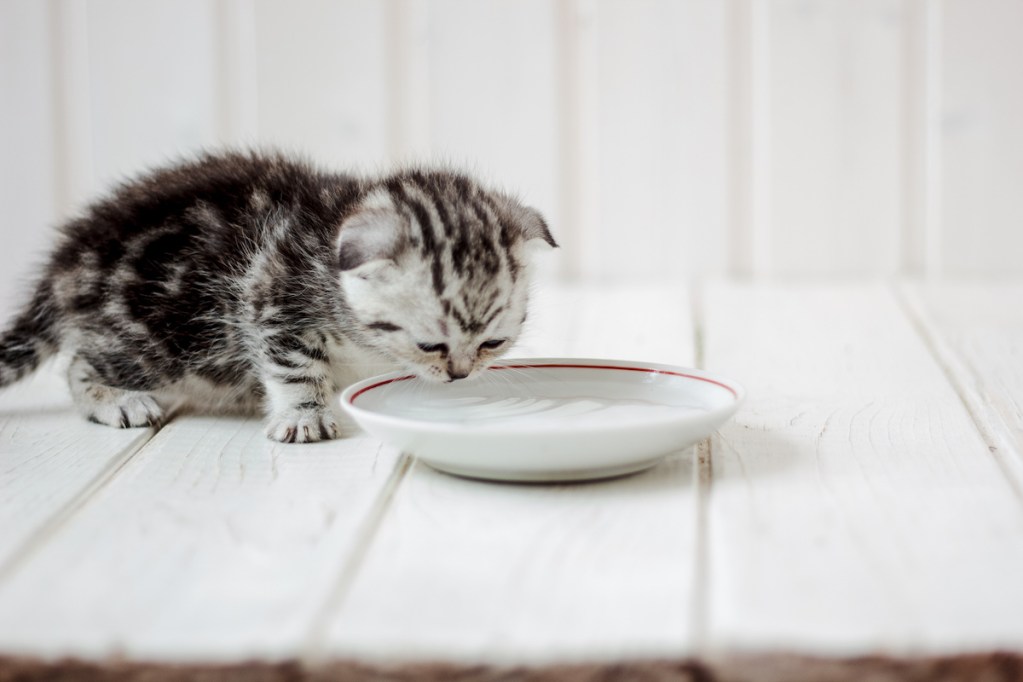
689, 281, 711, 652
0, 409, 173, 586
301, 452, 414, 664
700, 281, 1023, 653
11, 282, 1016, 662
0, 382, 417, 641
892, 282, 1023, 502
316, 284, 702, 663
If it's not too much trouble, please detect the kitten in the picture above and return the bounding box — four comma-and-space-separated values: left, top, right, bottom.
0, 151, 556, 442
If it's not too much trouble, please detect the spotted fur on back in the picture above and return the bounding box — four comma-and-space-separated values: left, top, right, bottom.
0, 151, 556, 442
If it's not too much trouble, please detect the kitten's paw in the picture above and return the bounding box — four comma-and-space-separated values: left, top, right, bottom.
265, 405, 342, 443
81, 389, 164, 428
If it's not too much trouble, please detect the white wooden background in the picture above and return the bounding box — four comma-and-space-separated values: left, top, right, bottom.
2, 0, 1023, 321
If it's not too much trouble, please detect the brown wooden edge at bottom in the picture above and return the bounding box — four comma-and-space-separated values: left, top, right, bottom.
0, 653, 1021, 682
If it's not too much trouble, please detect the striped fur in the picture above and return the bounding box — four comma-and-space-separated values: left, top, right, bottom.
0, 151, 555, 442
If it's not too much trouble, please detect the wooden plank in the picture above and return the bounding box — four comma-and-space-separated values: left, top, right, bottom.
0, 414, 404, 661
702, 282, 1023, 654
213, 0, 259, 146
765, 0, 903, 276
385, 0, 431, 162
427, 0, 560, 274
939, 0, 1023, 276
51, 0, 96, 216
0, 365, 157, 579
319, 284, 701, 663
591, 0, 728, 280
554, 0, 599, 282
253, 0, 390, 169
902, 282, 1023, 495
85, 0, 220, 188
513, 283, 694, 364
726, 0, 772, 278
900, 0, 941, 276
0, 0, 58, 321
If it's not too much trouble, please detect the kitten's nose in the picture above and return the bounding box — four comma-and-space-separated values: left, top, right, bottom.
446, 359, 471, 381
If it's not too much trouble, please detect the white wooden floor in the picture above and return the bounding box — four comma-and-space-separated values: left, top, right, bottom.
1, 281, 1022, 681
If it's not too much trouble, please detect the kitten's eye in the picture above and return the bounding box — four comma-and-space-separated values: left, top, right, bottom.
417, 342, 449, 355
478, 339, 507, 351
367, 321, 402, 332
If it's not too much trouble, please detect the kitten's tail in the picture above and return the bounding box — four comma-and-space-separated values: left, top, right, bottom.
0, 285, 60, 389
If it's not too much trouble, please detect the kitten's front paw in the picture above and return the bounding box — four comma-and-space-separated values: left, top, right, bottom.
81, 390, 164, 429
265, 405, 342, 443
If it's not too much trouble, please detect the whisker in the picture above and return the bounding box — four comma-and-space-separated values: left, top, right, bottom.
485, 365, 532, 398
491, 365, 534, 387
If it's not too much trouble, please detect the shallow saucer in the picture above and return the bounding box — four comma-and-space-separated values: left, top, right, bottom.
340, 358, 744, 482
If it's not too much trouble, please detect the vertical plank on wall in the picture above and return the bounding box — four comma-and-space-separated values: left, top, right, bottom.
386, 0, 431, 163
726, 0, 772, 278
940, 0, 1023, 276
426, 0, 560, 260
767, 0, 903, 276
51, 0, 97, 216
555, 0, 599, 282
0, 0, 58, 319
85, 0, 220, 188
591, 0, 728, 281
253, 0, 390, 170
214, 0, 259, 147
900, 0, 941, 277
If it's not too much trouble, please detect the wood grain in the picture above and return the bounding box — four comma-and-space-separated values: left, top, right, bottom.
701, 282, 1023, 654
319, 285, 701, 663
4, 283, 1023, 671
902, 282, 1023, 496
0, 414, 403, 662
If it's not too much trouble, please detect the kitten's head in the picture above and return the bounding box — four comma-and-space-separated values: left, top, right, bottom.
337, 170, 556, 382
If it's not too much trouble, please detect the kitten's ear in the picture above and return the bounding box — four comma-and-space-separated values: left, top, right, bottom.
337, 204, 405, 274
512, 204, 558, 248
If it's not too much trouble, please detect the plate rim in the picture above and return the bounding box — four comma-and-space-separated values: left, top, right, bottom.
340, 357, 745, 436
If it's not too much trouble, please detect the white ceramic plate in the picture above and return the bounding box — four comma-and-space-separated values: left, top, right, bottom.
340, 358, 744, 482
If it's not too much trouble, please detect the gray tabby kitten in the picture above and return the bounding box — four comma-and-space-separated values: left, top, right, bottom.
0, 151, 555, 442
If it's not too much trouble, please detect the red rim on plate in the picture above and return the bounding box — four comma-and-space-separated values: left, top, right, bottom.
348, 362, 741, 405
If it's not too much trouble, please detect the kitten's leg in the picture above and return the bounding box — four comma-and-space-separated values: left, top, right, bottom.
67, 355, 164, 428
260, 335, 342, 443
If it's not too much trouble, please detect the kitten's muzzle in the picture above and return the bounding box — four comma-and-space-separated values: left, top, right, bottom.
445, 356, 473, 382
